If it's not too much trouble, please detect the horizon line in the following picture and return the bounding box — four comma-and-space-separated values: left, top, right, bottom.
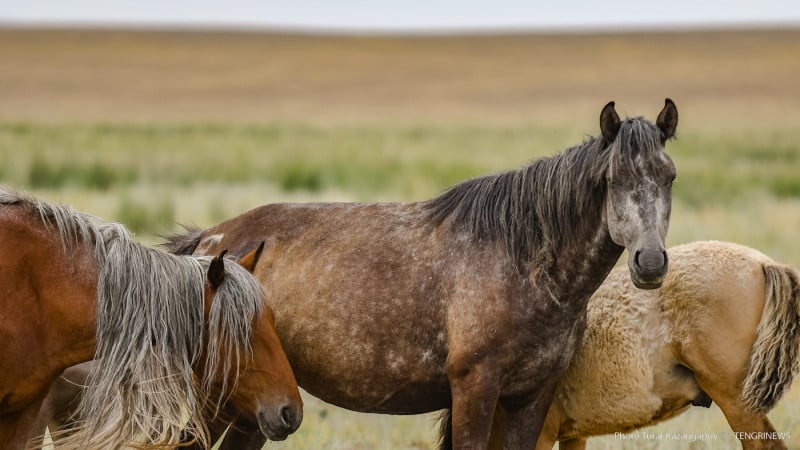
2, 19, 799, 37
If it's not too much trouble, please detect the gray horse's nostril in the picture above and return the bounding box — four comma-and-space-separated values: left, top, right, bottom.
636, 249, 666, 271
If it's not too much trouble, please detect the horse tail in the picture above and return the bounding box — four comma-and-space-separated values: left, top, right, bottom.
161, 224, 203, 255
741, 263, 800, 413
436, 409, 454, 450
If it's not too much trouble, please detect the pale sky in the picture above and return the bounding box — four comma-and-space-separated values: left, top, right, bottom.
2, 0, 799, 32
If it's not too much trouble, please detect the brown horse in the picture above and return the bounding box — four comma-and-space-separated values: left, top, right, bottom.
0, 187, 302, 449
480, 241, 799, 450
43, 99, 679, 449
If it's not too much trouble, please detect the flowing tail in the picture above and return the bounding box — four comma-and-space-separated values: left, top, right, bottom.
741, 263, 800, 413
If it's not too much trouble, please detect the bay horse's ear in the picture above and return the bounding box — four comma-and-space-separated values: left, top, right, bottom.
656, 98, 678, 141
600, 101, 621, 143
208, 249, 228, 290
238, 241, 265, 274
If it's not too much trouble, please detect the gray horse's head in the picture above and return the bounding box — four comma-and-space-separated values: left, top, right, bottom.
602, 99, 678, 289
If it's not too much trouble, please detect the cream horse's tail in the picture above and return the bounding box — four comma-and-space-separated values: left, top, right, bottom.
741, 263, 800, 413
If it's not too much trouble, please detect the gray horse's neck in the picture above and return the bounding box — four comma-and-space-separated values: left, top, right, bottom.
533, 215, 623, 312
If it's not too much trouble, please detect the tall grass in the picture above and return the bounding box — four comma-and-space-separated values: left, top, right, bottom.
4, 123, 800, 239
115, 195, 175, 234
0, 123, 508, 199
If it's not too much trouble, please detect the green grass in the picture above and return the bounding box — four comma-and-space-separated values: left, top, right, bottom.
28, 156, 136, 190
0, 122, 568, 227
4, 123, 800, 210
115, 194, 175, 234
669, 131, 800, 207
0, 123, 511, 198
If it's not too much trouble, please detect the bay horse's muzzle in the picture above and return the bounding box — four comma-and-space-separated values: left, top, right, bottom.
630, 247, 668, 289
258, 402, 303, 441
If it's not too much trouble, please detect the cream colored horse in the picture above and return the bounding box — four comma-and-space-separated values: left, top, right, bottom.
486, 241, 799, 450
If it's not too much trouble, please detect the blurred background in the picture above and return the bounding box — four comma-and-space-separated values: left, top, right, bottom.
2, 1, 799, 448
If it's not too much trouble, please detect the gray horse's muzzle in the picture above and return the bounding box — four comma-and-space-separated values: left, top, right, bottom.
629, 247, 668, 289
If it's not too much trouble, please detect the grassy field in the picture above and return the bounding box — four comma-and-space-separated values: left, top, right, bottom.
2, 27, 800, 449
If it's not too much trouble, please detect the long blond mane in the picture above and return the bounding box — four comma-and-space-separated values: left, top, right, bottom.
0, 186, 264, 449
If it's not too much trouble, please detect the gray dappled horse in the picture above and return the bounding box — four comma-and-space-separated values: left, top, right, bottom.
173, 99, 677, 450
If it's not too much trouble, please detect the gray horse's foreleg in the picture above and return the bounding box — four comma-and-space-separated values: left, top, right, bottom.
448, 363, 501, 450
501, 383, 558, 450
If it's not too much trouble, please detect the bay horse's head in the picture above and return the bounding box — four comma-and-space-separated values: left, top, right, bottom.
601, 99, 678, 289
204, 244, 303, 441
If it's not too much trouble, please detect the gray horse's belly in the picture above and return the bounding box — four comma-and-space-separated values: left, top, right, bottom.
283, 332, 452, 414
302, 376, 452, 414
267, 289, 452, 414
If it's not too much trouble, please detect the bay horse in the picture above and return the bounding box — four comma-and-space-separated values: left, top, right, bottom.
0, 187, 302, 449
476, 241, 799, 450
162, 99, 678, 450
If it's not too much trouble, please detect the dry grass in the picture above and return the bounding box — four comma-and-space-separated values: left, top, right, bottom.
1, 28, 799, 129
3, 26, 800, 449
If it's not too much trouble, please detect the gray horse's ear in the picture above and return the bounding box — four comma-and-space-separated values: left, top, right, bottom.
600, 101, 621, 143
656, 98, 678, 141
238, 241, 265, 273
208, 249, 228, 290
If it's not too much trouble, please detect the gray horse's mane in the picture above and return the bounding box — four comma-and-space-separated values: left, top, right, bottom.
0, 186, 264, 449
425, 118, 665, 269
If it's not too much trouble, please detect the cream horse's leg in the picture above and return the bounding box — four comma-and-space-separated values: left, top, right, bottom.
684, 333, 787, 449
694, 381, 786, 450
535, 402, 564, 450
